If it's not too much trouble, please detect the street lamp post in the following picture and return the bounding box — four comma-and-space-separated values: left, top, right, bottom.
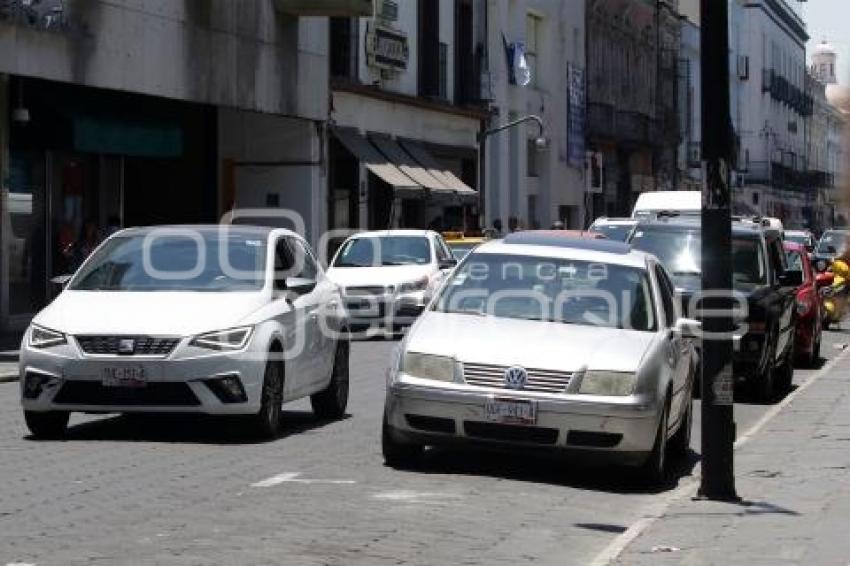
478, 114, 546, 231
698, 0, 740, 502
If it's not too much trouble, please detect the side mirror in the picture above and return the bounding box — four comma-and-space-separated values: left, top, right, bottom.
438, 258, 458, 270
825, 245, 838, 255
674, 317, 701, 339
50, 274, 73, 288
778, 270, 803, 288
816, 272, 835, 288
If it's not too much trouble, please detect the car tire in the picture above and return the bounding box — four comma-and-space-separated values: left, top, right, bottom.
753, 331, 776, 401
804, 334, 821, 369
639, 398, 669, 485
310, 337, 350, 420
24, 410, 69, 439
382, 413, 423, 469
251, 356, 284, 440
775, 341, 794, 393
669, 394, 692, 457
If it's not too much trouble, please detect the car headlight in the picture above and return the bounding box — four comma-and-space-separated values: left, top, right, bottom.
398, 277, 429, 293
190, 326, 253, 351
402, 352, 456, 382
28, 325, 67, 349
579, 370, 636, 396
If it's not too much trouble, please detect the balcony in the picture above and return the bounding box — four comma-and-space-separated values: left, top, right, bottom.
587, 103, 655, 146
744, 161, 835, 191
762, 69, 814, 117
273, 0, 372, 16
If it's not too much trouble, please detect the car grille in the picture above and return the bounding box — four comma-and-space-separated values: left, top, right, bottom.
345, 286, 391, 296
53, 381, 200, 406
76, 336, 180, 356
462, 362, 573, 393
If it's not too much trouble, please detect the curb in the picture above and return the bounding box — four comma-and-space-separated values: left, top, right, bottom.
590, 346, 850, 566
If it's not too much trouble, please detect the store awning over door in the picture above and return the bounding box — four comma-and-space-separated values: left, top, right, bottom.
398, 140, 478, 201
369, 135, 454, 196
332, 128, 421, 195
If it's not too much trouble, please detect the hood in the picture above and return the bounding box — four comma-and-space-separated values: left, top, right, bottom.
406, 312, 656, 373
33, 291, 270, 336
326, 265, 433, 289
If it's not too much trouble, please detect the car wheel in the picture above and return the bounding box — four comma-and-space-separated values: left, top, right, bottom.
669, 394, 692, 457
24, 410, 69, 439
382, 412, 423, 469
775, 340, 794, 393
810, 335, 822, 367
310, 337, 350, 420
251, 357, 284, 439
640, 398, 669, 485
753, 332, 776, 401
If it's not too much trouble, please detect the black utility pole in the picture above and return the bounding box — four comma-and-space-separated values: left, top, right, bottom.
698, 0, 739, 501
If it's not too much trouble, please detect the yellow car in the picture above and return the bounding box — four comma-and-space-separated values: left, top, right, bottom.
442, 232, 487, 260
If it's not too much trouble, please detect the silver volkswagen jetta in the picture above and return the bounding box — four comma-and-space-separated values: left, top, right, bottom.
382, 233, 698, 482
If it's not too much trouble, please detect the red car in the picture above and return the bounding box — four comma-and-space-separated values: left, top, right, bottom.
784, 241, 824, 367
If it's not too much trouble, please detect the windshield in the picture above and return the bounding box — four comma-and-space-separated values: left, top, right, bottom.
591, 223, 635, 242
333, 236, 432, 267
785, 233, 810, 247
70, 232, 268, 292
816, 231, 849, 255
434, 253, 656, 331
630, 228, 767, 287
447, 242, 477, 260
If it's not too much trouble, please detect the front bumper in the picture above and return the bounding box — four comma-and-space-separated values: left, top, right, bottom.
19, 340, 266, 415
344, 291, 428, 327
385, 380, 662, 466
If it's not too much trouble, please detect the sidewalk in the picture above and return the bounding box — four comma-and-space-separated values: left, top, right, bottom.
616, 351, 850, 565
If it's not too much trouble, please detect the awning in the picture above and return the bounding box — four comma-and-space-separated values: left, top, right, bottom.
332, 128, 421, 194
369, 135, 454, 195
398, 140, 478, 201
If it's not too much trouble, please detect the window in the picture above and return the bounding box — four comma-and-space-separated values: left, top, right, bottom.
527, 195, 538, 229
439, 42, 448, 100
418, 0, 440, 97
525, 13, 542, 88
287, 238, 319, 281
434, 236, 451, 262
330, 18, 358, 79
527, 139, 539, 177
655, 265, 677, 328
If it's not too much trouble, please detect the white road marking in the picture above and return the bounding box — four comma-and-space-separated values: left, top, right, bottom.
373, 490, 463, 505
590, 346, 850, 566
251, 472, 355, 488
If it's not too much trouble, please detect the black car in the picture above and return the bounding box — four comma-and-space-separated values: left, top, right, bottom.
629, 217, 800, 400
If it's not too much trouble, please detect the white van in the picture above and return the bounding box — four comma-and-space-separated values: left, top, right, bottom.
632, 191, 701, 219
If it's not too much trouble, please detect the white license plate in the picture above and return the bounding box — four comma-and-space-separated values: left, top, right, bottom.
101, 366, 148, 388
484, 398, 537, 425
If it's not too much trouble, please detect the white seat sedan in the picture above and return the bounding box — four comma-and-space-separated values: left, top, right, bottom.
326, 230, 457, 330
20, 225, 349, 439
382, 232, 697, 482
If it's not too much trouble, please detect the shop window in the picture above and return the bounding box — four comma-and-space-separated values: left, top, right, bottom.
527, 139, 539, 177
330, 17, 358, 80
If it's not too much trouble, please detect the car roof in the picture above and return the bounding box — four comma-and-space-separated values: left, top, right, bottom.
348, 229, 433, 238
116, 224, 284, 238
591, 217, 637, 225
523, 230, 608, 239
633, 216, 763, 236
785, 229, 811, 236
477, 235, 649, 269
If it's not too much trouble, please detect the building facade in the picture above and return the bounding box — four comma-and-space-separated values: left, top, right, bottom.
326, 0, 484, 246
586, 0, 680, 219
0, 0, 354, 333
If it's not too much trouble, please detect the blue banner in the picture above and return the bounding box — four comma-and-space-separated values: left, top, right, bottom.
567, 64, 586, 168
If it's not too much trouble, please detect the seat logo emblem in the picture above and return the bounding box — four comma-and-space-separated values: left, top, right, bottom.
118, 339, 136, 354
504, 366, 528, 389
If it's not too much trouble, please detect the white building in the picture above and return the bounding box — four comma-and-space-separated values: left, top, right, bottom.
485, 0, 586, 230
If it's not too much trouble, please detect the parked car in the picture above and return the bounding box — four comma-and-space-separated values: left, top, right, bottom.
784, 230, 815, 253
19, 225, 350, 439
784, 241, 824, 367
588, 217, 638, 241
326, 230, 457, 330
382, 234, 697, 483
812, 229, 850, 272
629, 217, 799, 399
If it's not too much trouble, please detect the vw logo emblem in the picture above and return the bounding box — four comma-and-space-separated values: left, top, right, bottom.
504, 366, 528, 390
118, 338, 136, 354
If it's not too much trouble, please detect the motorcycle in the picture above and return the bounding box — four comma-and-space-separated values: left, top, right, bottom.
820, 259, 849, 329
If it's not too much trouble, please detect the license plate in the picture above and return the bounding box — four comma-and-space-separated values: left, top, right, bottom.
484, 397, 537, 425
102, 366, 148, 388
